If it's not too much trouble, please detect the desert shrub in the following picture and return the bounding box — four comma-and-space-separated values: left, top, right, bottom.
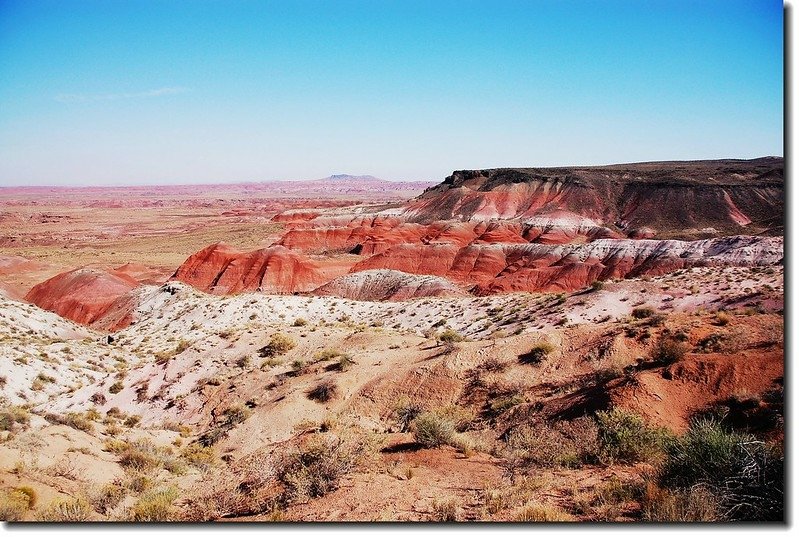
259, 333, 296, 358
0, 490, 30, 521
123, 415, 141, 428
437, 328, 464, 344
513, 502, 574, 522
649, 335, 690, 365
596, 408, 672, 464
518, 341, 554, 365
412, 412, 455, 448
331, 354, 355, 372
489, 394, 525, 416
90, 392, 107, 405
714, 311, 731, 326
505, 417, 600, 469
292, 317, 308, 327
180, 443, 217, 469
313, 348, 344, 361
36, 497, 92, 522
658, 419, 783, 521
275, 433, 363, 504
10, 486, 36, 508
631, 306, 655, 319
0, 405, 30, 432
307, 379, 338, 402
590, 280, 605, 292
181, 451, 274, 521
129, 487, 179, 521
44, 412, 95, 433
118, 445, 160, 473
429, 498, 459, 521
124, 473, 153, 494
394, 398, 424, 432
87, 483, 126, 515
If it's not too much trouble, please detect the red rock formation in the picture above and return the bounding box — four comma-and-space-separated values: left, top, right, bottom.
351, 236, 783, 294
405, 159, 784, 236
25, 268, 139, 325
170, 243, 348, 294
313, 270, 465, 301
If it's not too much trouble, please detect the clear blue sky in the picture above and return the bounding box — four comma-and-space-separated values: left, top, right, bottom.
0, 0, 784, 186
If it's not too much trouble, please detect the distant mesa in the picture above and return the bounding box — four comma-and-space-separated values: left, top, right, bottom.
317, 174, 385, 182
404, 158, 784, 235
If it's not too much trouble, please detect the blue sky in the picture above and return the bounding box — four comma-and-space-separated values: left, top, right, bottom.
0, 0, 784, 186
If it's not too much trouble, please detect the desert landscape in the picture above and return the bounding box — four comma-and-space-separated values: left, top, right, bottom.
0, 159, 784, 522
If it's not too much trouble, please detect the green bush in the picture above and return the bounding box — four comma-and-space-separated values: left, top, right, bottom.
596, 408, 672, 463
658, 419, 783, 521
412, 412, 455, 448
437, 329, 464, 344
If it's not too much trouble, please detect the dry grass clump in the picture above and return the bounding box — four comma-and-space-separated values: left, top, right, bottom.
518, 341, 555, 365
307, 379, 338, 402
259, 333, 296, 358
129, 486, 179, 521
36, 497, 92, 522
429, 498, 460, 521
641, 482, 719, 522
87, 483, 126, 515
631, 306, 656, 319
0, 405, 30, 432
504, 417, 600, 470
513, 502, 574, 522
649, 335, 690, 365
0, 489, 31, 521
44, 412, 95, 433
181, 451, 274, 521
181, 443, 218, 470
274, 432, 369, 505
412, 412, 455, 448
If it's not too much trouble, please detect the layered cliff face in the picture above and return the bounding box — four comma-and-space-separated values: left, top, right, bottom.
169, 243, 348, 295
352, 236, 783, 293
404, 158, 784, 236
24, 268, 139, 325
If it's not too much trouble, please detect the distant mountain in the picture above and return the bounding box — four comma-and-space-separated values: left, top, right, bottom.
318, 174, 386, 182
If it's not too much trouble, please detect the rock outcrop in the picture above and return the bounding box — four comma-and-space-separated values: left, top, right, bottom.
170, 243, 343, 294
